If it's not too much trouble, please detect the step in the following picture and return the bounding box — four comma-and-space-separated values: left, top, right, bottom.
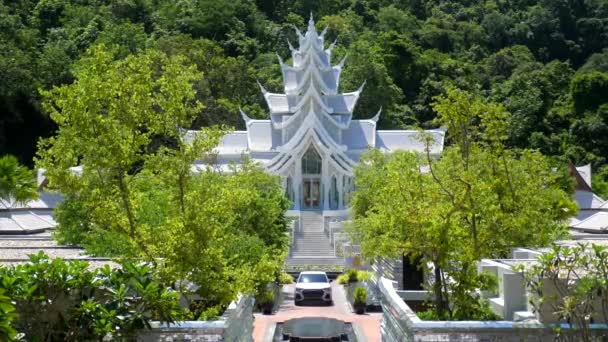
292, 252, 334, 255
285, 257, 345, 266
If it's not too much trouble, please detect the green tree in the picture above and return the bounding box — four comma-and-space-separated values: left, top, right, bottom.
349, 88, 576, 319
0, 155, 38, 209
36, 44, 289, 314
37, 45, 206, 256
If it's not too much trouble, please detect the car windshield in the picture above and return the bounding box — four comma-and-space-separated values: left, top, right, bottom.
298, 274, 328, 283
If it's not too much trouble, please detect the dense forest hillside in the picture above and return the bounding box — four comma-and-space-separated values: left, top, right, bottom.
1, 0, 607, 194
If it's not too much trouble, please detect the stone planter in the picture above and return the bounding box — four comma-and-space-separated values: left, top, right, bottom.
354, 301, 366, 315
262, 301, 274, 315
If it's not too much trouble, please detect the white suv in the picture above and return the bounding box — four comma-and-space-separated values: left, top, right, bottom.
294, 271, 332, 305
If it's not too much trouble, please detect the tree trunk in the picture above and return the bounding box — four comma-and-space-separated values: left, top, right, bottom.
116, 168, 136, 238
434, 265, 445, 317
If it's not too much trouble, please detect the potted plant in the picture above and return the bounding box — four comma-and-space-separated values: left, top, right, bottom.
353, 287, 367, 314
258, 289, 275, 315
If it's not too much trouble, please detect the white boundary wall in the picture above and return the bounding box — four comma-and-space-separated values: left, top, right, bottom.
137, 296, 254, 342
377, 277, 608, 341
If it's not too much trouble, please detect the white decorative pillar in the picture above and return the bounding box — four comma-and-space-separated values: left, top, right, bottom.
338, 174, 343, 209
294, 158, 302, 210
323, 158, 330, 211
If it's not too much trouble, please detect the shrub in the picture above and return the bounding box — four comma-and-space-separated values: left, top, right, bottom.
257, 289, 275, 304
353, 287, 367, 304
0, 252, 184, 341
0, 289, 17, 341
345, 268, 358, 282
337, 274, 350, 285
339, 269, 372, 284
356, 270, 372, 282
279, 272, 293, 284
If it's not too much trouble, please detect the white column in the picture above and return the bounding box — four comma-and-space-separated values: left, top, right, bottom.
338, 174, 343, 209
294, 158, 302, 210
323, 158, 330, 210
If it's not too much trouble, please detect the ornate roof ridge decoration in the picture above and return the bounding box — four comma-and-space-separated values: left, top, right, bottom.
240, 15, 384, 176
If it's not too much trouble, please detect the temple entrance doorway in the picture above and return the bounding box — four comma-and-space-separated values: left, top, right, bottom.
303, 178, 321, 209
301, 145, 322, 210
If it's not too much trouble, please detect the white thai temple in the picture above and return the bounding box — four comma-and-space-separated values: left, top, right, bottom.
192, 17, 446, 213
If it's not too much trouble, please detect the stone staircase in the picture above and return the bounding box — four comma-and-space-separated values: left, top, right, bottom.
285, 211, 345, 270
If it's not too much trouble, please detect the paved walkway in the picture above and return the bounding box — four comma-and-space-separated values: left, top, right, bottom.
253, 282, 382, 341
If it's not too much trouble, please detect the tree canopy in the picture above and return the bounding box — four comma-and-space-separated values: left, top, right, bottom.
1, 0, 607, 196
0, 155, 38, 209
36, 45, 290, 316
349, 88, 577, 319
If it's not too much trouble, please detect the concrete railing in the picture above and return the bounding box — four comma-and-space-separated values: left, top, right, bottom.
397, 290, 432, 302
377, 276, 608, 341
137, 296, 254, 342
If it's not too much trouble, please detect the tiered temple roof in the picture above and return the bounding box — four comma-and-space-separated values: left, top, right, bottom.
200, 16, 446, 174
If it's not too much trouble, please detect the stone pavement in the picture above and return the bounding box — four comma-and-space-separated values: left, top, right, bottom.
252, 282, 382, 341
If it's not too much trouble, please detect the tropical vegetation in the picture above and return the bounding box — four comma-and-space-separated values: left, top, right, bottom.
520, 243, 608, 342
0, 155, 38, 209
35, 45, 290, 318
0, 252, 184, 342
1, 0, 607, 197
349, 88, 577, 320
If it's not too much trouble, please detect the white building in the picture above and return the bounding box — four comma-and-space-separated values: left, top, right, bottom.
191, 17, 445, 213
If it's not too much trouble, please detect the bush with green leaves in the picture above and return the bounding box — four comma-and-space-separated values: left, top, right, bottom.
345, 269, 359, 282
353, 287, 367, 305
416, 300, 500, 321
520, 243, 608, 342
256, 288, 275, 305
337, 274, 350, 285
0, 252, 185, 341
0, 288, 18, 341
279, 273, 293, 284
338, 269, 372, 284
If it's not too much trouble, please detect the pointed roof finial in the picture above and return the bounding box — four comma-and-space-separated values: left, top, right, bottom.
320, 26, 328, 39
328, 38, 338, 50
287, 39, 296, 52
291, 25, 304, 39
337, 55, 347, 68
371, 107, 382, 122
256, 80, 268, 95
275, 53, 285, 66
308, 12, 316, 33
357, 80, 367, 93
239, 107, 252, 124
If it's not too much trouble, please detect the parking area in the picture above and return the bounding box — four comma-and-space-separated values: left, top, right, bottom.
252, 281, 382, 341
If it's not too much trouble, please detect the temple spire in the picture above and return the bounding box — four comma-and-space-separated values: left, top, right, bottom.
308, 13, 315, 33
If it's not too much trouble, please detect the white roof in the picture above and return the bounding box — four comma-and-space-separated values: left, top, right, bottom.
574, 190, 606, 210
375, 129, 445, 155
214, 131, 248, 154
570, 212, 608, 233
343, 120, 376, 149
575, 164, 592, 188
0, 212, 56, 234
0, 192, 62, 210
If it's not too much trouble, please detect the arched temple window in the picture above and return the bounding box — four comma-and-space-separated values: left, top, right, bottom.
302, 146, 322, 175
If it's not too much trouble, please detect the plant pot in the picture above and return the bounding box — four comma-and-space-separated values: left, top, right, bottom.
262, 301, 274, 315
354, 302, 366, 315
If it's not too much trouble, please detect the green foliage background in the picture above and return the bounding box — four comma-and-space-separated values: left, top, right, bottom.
1, 0, 607, 195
